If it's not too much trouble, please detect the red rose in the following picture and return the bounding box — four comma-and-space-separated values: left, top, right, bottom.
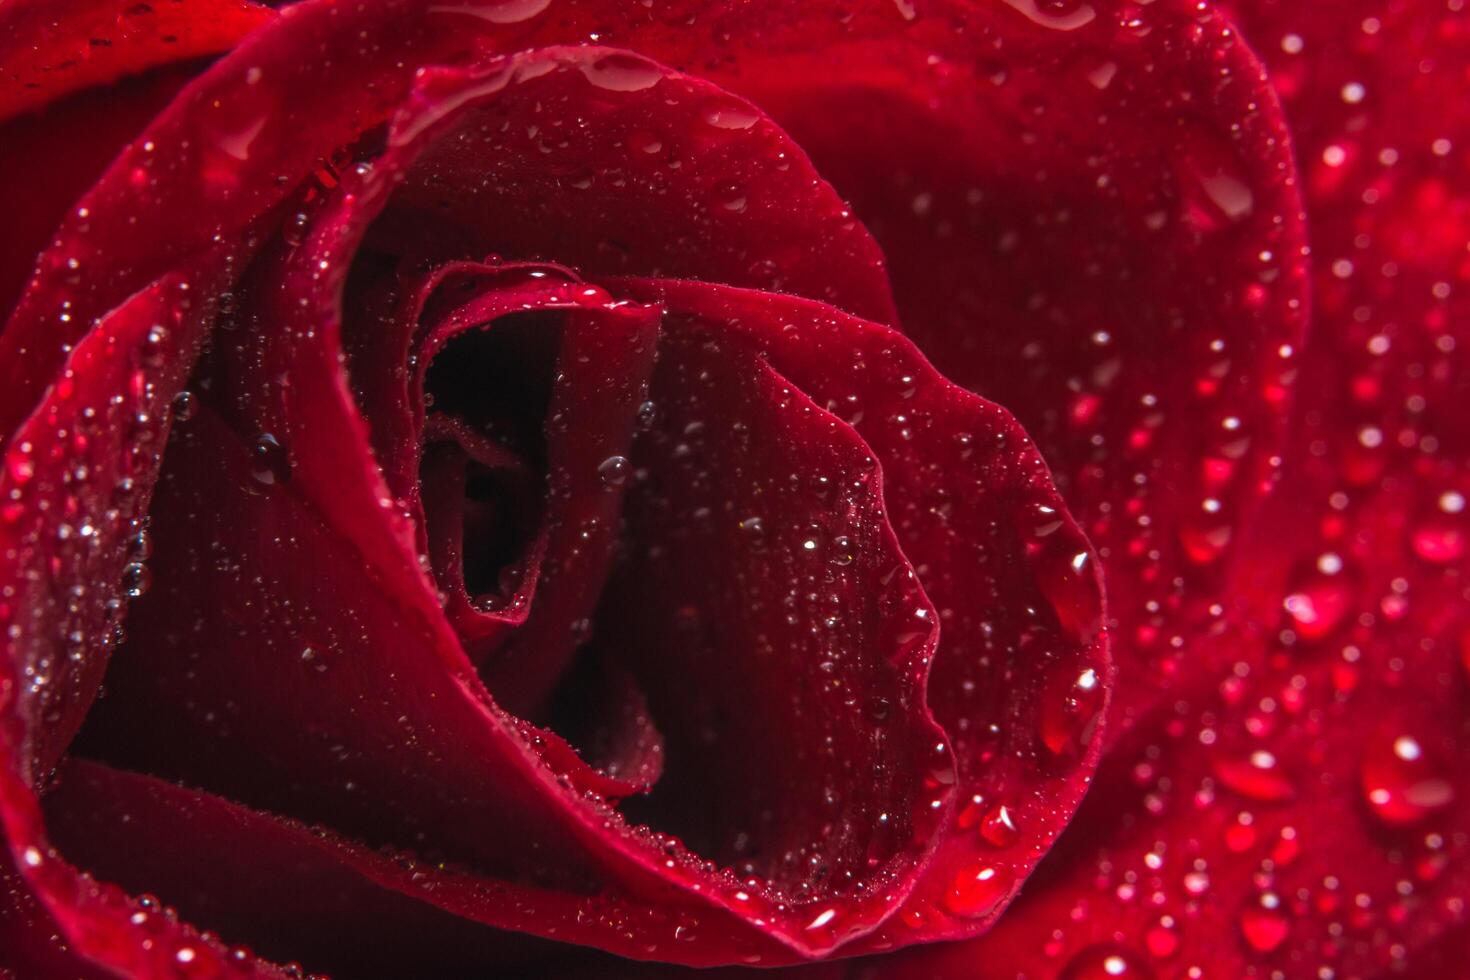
0, 1, 1464, 978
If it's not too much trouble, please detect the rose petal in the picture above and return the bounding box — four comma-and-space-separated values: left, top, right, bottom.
70, 343, 947, 966
0, 8, 915, 963
875, 1, 1470, 975
0, 269, 279, 976
0, 0, 274, 120
615, 277, 1108, 950
692, 0, 1308, 741
55, 48, 956, 947
0, 65, 204, 322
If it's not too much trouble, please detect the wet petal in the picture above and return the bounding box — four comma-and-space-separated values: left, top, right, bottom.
615, 277, 1108, 949
879, 1, 1470, 976
696, 0, 1308, 739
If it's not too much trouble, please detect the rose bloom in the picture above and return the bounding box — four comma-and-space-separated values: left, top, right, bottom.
0, 0, 1465, 976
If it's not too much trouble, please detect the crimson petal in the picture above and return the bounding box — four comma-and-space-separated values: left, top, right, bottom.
615, 277, 1108, 950
878, 1, 1470, 976
0, 0, 274, 120
690, 0, 1308, 741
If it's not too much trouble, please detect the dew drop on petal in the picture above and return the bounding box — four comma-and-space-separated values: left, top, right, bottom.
1360, 731, 1456, 826
1059, 944, 1156, 980
249, 433, 290, 488
978, 803, 1020, 848
581, 53, 661, 92
943, 863, 1010, 918
1238, 897, 1290, 953
1039, 663, 1104, 758
597, 454, 630, 488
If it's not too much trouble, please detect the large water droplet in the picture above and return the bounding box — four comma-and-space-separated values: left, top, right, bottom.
702, 102, 760, 130
999, 0, 1097, 31
1282, 570, 1352, 641
1214, 750, 1296, 802
427, 0, 552, 24
944, 863, 1010, 918
597, 455, 630, 488
581, 53, 662, 92
1360, 731, 1456, 826
1039, 662, 1104, 758
1411, 514, 1465, 563
1238, 896, 1289, 953
977, 803, 1020, 848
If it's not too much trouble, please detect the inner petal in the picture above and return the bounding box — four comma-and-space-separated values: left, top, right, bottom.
590, 325, 947, 902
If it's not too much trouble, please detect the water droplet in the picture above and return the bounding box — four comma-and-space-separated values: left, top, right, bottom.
427, 0, 551, 24
1411, 517, 1464, 563
703, 102, 760, 130
1282, 571, 1352, 641
249, 433, 290, 488
1060, 945, 1156, 979
121, 562, 151, 599
171, 390, 196, 421
281, 211, 311, 247
581, 53, 662, 92
865, 696, 891, 724
999, 0, 1096, 31
714, 182, 748, 213
1199, 174, 1255, 222
978, 803, 1020, 848
1036, 544, 1101, 644
943, 863, 1010, 918
597, 455, 630, 488
1238, 897, 1289, 953
1143, 916, 1179, 959
1039, 663, 1104, 758
1214, 750, 1296, 802
1360, 731, 1456, 825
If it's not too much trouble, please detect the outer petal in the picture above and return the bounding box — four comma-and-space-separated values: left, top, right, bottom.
616, 278, 1109, 951
0, 6, 908, 968
876, 1, 1470, 976
0, 0, 273, 120
716, 0, 1307, 740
